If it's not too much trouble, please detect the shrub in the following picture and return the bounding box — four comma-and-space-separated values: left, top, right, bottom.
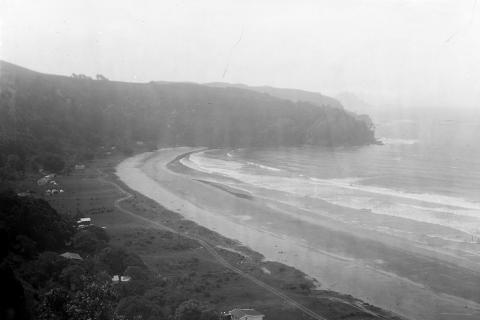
116, 295, 163, 320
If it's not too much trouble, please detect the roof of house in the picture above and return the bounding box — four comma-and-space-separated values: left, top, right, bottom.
230, 309, 264, 318
60, 252, 83, 260
112, 275, 132, 282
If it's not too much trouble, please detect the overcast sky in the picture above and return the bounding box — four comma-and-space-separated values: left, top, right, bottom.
1, 0, 479, 108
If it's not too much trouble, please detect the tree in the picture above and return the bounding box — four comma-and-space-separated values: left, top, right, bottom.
65, 281, 117, 320
85, 226, 110, 243
143, 287, 166, 307
97, 247, 145, 275
0, 262, 29, 320
124, 266, 151, 281
115, 296, 163, 320
6, 154, 24, 172
38, 154, 65, 173
21, 252, 69, 288
37, 287, 69, 320
96, 74, 109, 81
174, 300, 217, 320
38, 279, 117, 320
13, 234, 37, 258
0, 191, 75, 254
73, 230, 104, 254
59, 264, 87, 290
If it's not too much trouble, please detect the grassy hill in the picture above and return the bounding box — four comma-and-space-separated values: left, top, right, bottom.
0, 61, 377, 177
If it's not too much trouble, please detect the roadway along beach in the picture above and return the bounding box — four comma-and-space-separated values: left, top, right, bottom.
117, 147, 480, 320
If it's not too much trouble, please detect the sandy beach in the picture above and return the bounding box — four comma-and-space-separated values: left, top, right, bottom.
117, 148, 480, 320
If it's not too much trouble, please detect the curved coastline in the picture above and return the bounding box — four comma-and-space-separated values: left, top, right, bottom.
116, 148, 480, 320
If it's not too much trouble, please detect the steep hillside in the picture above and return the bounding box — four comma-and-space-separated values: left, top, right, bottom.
207, 82, 344, 109
0, 61, 377, 176
207, 83, 376, 130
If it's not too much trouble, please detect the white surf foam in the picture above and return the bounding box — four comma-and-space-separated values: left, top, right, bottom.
381, 137, 419, 145
180, 151, 480, 235
246, 161, 282, 172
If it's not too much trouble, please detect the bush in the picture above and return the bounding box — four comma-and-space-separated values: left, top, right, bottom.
144, 287, 166, 306
38, 154, 65, 173
73, 229, 108, 254
174, 300, 217, 320
0, 190, 75, 254
20, 252, 69, 288
0, 262, 29, 320
124, 266, 151, 281
97, 246, 146, 275
38, 279, 117, 320
116, 295, 163, 320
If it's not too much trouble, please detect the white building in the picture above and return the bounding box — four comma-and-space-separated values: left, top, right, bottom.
112, 275, 132, 284
60, 252, 83, 260
76, 217, 92, 228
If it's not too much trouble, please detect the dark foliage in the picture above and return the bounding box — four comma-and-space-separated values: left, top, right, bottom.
174, 299, 218, 320
0, 262, 29, 320
37, 278, 117, 320
0, 191, 75, 257
97, 246, 146, 276
115, 295, 164, 320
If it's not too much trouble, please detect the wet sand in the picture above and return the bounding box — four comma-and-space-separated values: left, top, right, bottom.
117, 148, 480, 320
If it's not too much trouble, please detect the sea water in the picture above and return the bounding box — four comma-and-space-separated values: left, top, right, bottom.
182, 109, 480, 240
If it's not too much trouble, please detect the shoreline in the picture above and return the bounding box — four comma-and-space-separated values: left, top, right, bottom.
116, 148, 480, 320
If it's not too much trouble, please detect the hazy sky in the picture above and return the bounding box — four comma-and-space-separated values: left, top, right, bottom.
1, 0, 479, 108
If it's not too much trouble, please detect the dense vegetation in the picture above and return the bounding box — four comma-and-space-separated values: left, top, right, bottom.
0, 61, 376, 178
0, 190, 219, 320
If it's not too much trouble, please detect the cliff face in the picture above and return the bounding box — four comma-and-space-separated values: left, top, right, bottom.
0, 61, 377, 173
206, 82, 376, 133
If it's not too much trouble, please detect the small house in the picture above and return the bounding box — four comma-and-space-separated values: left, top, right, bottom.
75, 164, 86, 170
37, 174, 55, 186
17, 191, 34, 197
76, 217, 92, 228
112, 275, 132, 284
228, 309, 265, 320
60, 252, 83, 260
